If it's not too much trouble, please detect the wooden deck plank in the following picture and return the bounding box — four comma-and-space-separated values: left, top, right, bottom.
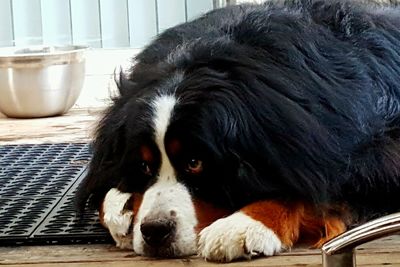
0, 236, 399, 266
0, 108, 102, 145
1, 108, 400, 266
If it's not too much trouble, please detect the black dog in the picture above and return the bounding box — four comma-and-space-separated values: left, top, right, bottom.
77, 0, 400, 261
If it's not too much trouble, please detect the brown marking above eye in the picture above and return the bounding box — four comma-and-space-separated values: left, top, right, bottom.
140, 146, 153, 163
140, 146, 154, 163
185, 159, 203, 174
166, 139, 181, 156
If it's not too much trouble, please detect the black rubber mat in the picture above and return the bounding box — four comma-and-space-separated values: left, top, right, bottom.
0, 143, 112, 245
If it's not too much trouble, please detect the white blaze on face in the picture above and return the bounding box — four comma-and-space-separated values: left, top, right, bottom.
152, 95, 176, 182
133, 94, 198, 256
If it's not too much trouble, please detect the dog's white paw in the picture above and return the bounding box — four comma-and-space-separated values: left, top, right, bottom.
198, 212, 283, 262
103, 188, 134, 249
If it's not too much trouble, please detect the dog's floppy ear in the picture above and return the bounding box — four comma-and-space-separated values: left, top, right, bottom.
114, 66, 137, 97
75, 105, 127, 213
114, 61, 172, 97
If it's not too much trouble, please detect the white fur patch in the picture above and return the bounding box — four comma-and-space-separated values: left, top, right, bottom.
102, 188, 133, 249
152, 94, 176, 144
133, 181, 198, 256
198, 212, 283, 262
151, 94, 177, 183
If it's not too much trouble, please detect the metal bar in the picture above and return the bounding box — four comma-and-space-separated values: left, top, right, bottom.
98, 0, 103, 48
155, 0, 159, 34
184, 0, 188, 22
68, 0, 73, 44
9, 0, 15, 46
322, 212, 400, 267
213, 0, 227, 8
126, 0, 130, 45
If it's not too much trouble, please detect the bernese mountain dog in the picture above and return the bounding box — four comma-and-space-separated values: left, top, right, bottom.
76, 0, 400, 262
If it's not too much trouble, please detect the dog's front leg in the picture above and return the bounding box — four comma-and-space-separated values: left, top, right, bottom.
99, 189, 142, 249
198, 200, 346, 262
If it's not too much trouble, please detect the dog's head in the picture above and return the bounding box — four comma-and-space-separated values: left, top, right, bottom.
77, 60, 284, 256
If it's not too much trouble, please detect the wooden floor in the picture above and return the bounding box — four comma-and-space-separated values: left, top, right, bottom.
1, 108, 400, 267
0, 108, 101, 145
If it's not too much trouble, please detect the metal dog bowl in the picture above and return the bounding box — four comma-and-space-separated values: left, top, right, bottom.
0, 45, 87, 118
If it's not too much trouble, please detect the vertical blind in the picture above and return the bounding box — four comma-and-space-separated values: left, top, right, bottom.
0, 0, 222, 49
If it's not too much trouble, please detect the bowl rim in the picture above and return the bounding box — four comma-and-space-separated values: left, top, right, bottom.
0, 45, 89, 59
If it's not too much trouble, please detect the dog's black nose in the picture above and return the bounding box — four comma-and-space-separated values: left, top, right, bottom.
140, 219, 176, 247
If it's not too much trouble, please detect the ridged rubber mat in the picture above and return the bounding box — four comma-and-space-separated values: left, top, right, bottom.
0, 143, 112, 245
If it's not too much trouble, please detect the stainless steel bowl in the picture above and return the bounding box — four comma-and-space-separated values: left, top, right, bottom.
0, 45, 87, 118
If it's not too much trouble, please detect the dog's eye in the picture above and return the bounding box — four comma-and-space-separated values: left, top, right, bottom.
140, 161, 152, 176
185, 159, 203, 174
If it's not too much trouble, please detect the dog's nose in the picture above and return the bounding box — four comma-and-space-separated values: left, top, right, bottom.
140, 219, 176, 247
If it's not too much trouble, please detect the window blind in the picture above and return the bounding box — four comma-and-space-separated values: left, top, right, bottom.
0, 0, 222, 48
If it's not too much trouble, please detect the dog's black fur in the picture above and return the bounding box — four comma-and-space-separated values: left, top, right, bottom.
77, 0, 400, 224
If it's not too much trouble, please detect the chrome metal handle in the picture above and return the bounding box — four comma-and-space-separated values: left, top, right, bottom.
321, 212, 400, 267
